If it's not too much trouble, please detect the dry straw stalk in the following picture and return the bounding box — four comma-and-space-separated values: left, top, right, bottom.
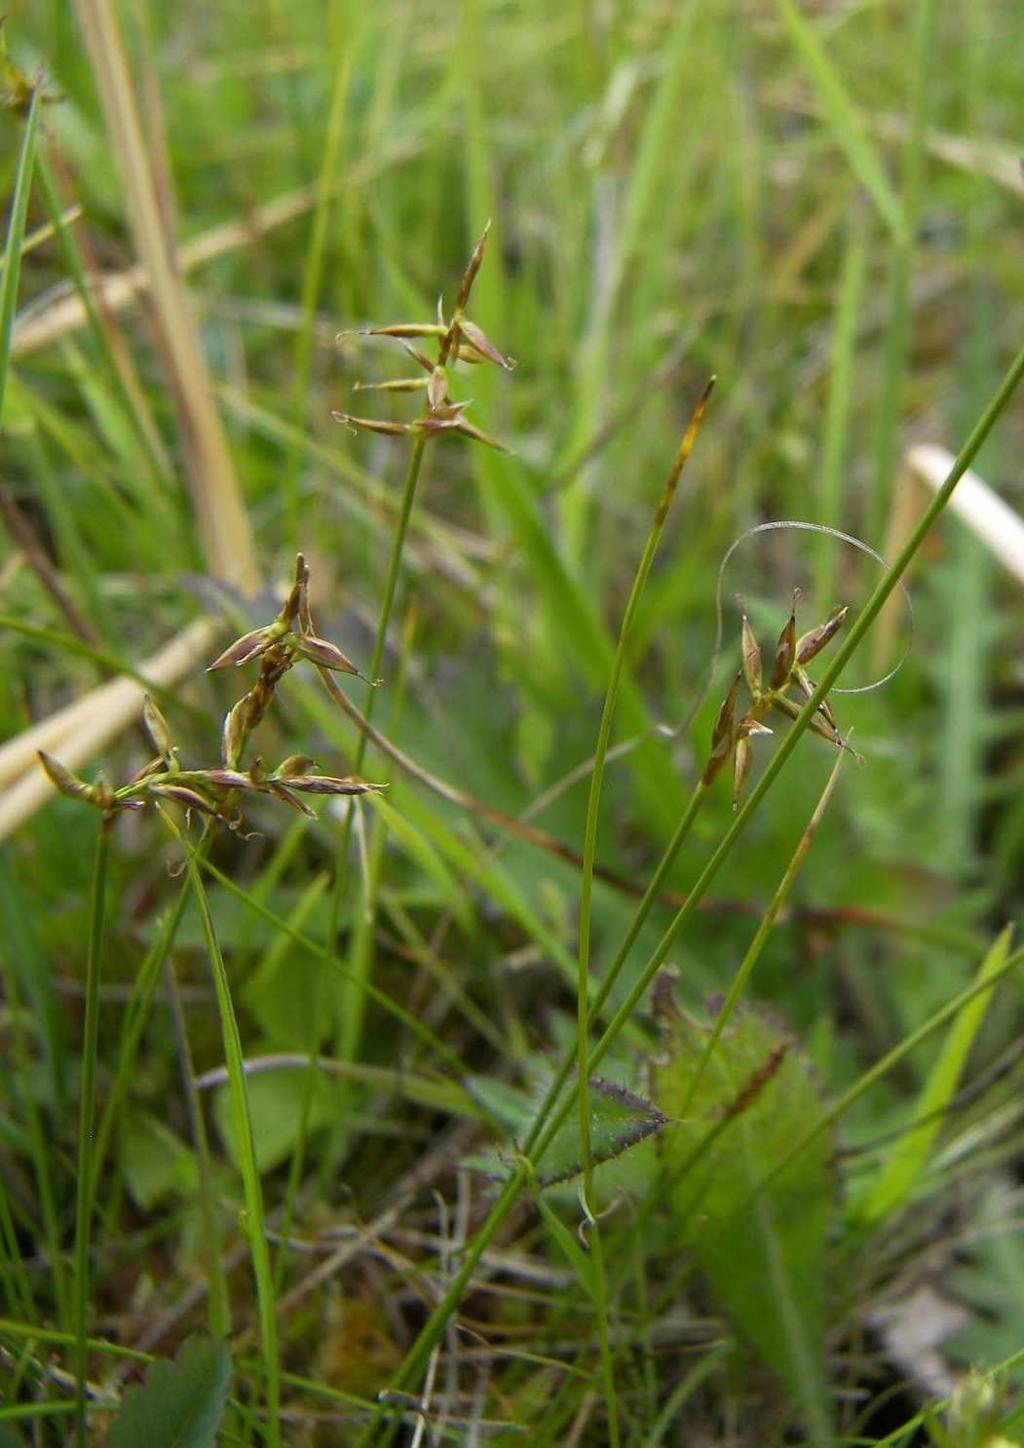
73, 0, 260, 596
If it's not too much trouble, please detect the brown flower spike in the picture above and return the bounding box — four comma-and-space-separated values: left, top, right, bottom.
334, 223, 515, 454
39, 556, 384, 825
702, 595, 854, 806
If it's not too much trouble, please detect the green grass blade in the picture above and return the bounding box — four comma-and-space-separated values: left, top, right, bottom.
773, 0, 906, 244
866, 0, 939, 536
73, 819, 112, 1448
0, 88, 41, 421
574, 386, 713, 1447
859, 924, 1014, 1226
178, 830, 280, 1446
816, 207, 866, 602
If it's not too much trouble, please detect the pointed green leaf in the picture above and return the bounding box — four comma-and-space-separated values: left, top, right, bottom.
464, 1076, 667, 1188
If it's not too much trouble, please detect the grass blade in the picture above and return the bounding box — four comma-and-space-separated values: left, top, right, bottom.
0, 88, 41, 421
177, 828, 281, 1446
858, 924, 1014, 1226
773, 0, 906, 244
72, 819, 112, 1447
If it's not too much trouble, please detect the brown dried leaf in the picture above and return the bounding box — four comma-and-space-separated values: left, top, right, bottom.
265, 782, 316, 817
732, 734, 753, 807
275, 754, 318, 779
338, 323, 446, 341
427, 367, 449, 411
452, 418, 512, 453
147, 783, 220, 815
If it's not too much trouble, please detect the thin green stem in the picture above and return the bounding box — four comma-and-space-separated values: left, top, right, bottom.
180, 827, 281, 1446
73, 817, 112, 1448
327, 434, 427, 947
0, 88, 41, 419
573, 389, 712, 1445
868, 0, 939, 538
357, 435, 427, 765
0, 1181, 34, 1323
679, 743, 847, 1122
525, 779, 707, 1165
162, 955, 231, 1338
284, 42, 352, 551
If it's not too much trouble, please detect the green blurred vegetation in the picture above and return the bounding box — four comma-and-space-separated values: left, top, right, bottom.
2, 0, 1024, 1443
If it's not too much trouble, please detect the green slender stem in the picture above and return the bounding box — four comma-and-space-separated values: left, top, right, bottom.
73, 817, 112, 1448
162, 956, 231, 1337
525, 779, 707, 1164
868, 0, 939, 538
92, 880, 193, 1211
327, 435, 426, 943
0, 1180, 33, 1322
599, 749, 848, 1322
679, 744, 847, 1122
357, 435, 427, 766
284, 43, 352, 551
573, 388, 711, 1447
272, 872, 331, 1292
92, 831, 230, 1336
0, 89, 41, 419
364, 335, 1024, 1443
0, 934, 59, 1322
182, 833, 281, 1447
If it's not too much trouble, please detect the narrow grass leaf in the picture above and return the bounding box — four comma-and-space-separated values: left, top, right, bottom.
773, 0, 906, 243
859, 924, 1014, 1226
0, 88, 41, 421
180, 839, 280, 1445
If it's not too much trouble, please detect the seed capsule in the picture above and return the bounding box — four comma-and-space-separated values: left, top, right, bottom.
292, 634, 361, 675
769, 600, 797, 691
796, 605, 848, 666
38, 751, 92, 802
207, 625, 279, 672
741, 615, 762, 696
702, 673, 740, 786
732, 735, 753, 807
141, 695, 172, 762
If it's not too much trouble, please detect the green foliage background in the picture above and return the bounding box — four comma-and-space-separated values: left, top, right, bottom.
2, 1, 1024, 1443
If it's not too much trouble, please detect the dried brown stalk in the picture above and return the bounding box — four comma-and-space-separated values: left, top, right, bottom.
72, 0, 260, 595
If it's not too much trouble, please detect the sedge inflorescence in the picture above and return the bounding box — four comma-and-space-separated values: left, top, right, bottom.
703, 593, 855, 807
39, 555, 382, 826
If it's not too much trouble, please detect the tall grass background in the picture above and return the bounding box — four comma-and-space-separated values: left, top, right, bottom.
2, 0, 1024, 1443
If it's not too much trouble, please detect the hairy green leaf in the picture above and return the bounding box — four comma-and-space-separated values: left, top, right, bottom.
652, 1005, 833, 1444
464, 1075, 667, 1188
108, 1335, 231, 1448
